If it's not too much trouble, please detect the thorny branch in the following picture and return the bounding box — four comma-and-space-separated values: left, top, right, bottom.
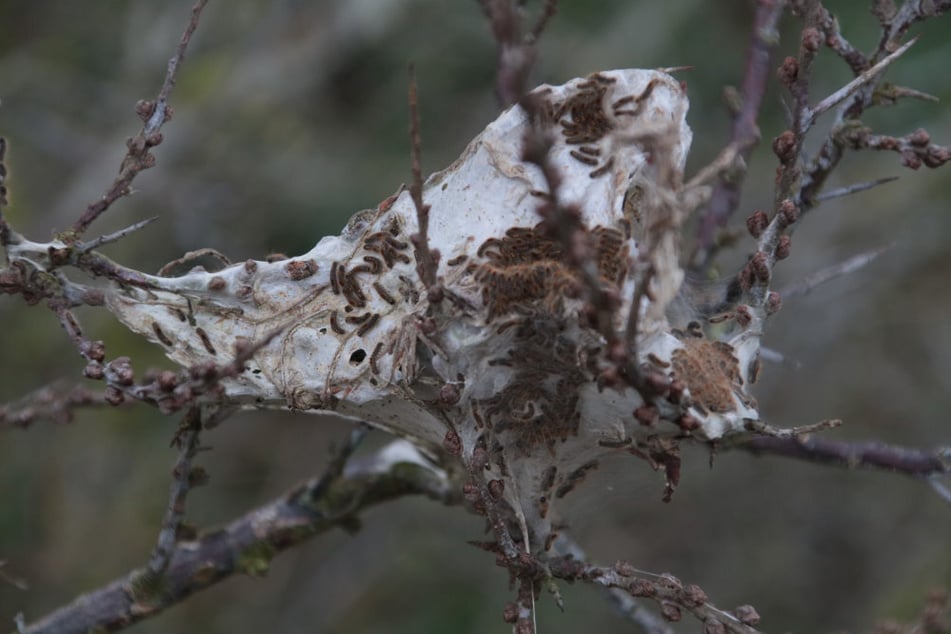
3, 1, 951, 633
0, 382, 120, 429
69, 0, 209, 238
795, 0, 951, 207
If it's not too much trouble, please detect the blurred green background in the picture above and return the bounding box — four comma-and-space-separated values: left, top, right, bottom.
1, 1, 950, 632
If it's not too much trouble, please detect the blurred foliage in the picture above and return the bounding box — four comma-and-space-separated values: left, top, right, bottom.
1, 1, 950, 632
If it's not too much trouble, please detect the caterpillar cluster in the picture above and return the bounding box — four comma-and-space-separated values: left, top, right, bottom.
471, 223, 628, 321
545, 73, 665, 179
477, 318, 586, 455
670, 334, 751, 416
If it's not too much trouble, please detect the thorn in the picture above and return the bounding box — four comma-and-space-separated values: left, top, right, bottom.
781, 244, 893, 299
810, 36, 918, 121
928, 477, 951, 506
814, 176, 899, 202
657, 65, 694, 74
78, 216, 159, 252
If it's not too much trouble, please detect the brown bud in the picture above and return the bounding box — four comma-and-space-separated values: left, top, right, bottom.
487, 479, 505, 500
107, 357, 135, 386
909, 128, 930, 147
777, 56, 799, 86
765, 291, 783, 316
746, 210, 768, 238
778, 199, 799, 227
683, 584, 708, 607
439, 383, 461, 406
630, 578, 656, 597
614, 561, 637, 577
157, 370, 179, 392
104, 386, 125, 406
801, 27, 822, 53
924, 145, 951, 168
901, 150, 922, 170
750, 251, 770, 283
772, 130, 797, 163
80, 340, 106, 362
775, 235, 792, 260
443, 430, 462, 455
660, 602, 682, 622
735, 604, 761, 626
502, 603, 518, 624
135, 100, 155, 121
83, 363, 104, 380
735, 304, 752, 328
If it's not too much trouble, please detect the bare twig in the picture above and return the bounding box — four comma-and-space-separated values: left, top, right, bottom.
690, 0, 785, 272
20, 440, 454, 634
146, 407, 204, 578
77, 216, 159, 253
813, 176, 898, 202
0, 382, 120, 429
407, 67, 440, 300
781, 243, 892, 299
70, 0, 209, 237
736, 436, 951, 480
852, 128, 951, 170
552, 534, 674, 634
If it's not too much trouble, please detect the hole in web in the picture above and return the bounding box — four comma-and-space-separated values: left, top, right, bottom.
349, 349, 367, 365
